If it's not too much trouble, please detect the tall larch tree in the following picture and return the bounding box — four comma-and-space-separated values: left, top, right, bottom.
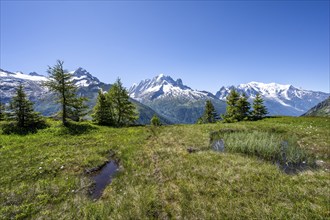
197, 100, 218, 123
68, 95, 88, 122
223, 89, 241, 122
92, 89, 114, 125
44, 60, 87, 125
251, 93, 268, 120
8, 84, 43, 128
108, 78, 138, 127
236, 93, 251, 121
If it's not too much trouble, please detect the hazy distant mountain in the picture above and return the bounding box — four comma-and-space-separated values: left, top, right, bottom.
216, 82, 329, 116
0, 68, 169, 125
129, 74, 226, 124
302, 97, 330, 117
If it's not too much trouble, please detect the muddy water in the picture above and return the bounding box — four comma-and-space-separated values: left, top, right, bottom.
90, 161, 119, 199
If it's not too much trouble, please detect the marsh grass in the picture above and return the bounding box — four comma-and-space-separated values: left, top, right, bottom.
211, 129, 313, 165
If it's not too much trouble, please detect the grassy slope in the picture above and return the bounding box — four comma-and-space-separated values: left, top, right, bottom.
302, 97, 330, 117
0, 117, 329, 219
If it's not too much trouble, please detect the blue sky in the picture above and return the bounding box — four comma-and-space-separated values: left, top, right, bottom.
1, 1, 329, 93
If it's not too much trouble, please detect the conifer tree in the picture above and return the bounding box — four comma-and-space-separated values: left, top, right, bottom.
92, 89, 114, 125
68, 96, 88, 122
8, 84, 43, 129
44, 60, 87, 125
236, 93, 251, 121
205, 100, 218, 123
108, 78, 138, 127
251, 93, 268, 120
151, 114, 161, 126
223, 89, 240, 122
197, 100, 218, 124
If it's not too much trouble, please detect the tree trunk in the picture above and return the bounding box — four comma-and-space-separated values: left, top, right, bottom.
62, 77, 67, 126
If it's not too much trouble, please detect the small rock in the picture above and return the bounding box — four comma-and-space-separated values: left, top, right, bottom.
315, 160, 324, 166
187, 147, 197, 153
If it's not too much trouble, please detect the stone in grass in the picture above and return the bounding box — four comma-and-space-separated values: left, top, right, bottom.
187, 147, 198, 154
212, 139, 225, 152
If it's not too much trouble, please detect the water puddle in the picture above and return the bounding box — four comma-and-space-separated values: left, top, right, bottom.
276, 162, 310, 175
276, 141, 311, 174
212, 139, 225, 152
89, 160, 119, 200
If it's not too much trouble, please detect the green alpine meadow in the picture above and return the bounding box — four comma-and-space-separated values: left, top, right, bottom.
1, 1, 329, 219
1, 116, 329, 219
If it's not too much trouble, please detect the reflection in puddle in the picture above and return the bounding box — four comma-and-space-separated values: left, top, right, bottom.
212, 139, 225, 152
90, 160, 119, 200
277, 141, 310, 174
276, 162, 310, 175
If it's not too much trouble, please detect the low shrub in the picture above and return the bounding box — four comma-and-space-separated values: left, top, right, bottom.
1, 118, 49, 135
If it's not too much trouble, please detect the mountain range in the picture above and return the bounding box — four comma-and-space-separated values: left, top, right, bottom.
0, 68, 171, 125
129, 74, 226, 123
1, 68, 329, 124
216, 82, 328, 116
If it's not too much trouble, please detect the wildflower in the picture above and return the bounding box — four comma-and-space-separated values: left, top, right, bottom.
39, 167, 42, 170
60, 165, 64, 169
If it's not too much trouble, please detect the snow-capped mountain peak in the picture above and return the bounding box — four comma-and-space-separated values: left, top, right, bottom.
0, 69, 49, 104
156, 73, 165, 81
0, 69, 48, 82
129, 74, 214, 101
70, 67, 101, 87
0, 67, 101, 88
215, 81, 329, 116
235, 82, 292, 98
243, 81, 291, 90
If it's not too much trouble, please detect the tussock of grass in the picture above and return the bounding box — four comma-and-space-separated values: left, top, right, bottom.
211, 130, 313, 164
